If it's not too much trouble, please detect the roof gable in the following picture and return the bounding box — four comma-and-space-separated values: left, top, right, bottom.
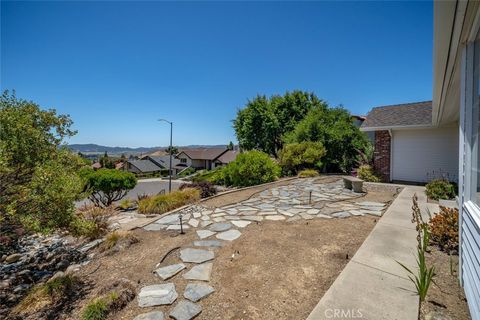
361, 101, 433, 130
128, 159, 162, 173
177, 148, 228, 160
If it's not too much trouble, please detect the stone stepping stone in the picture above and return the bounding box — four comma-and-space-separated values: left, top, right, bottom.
155, 215, 180, 225
200, 216, 211, 221
316, 213, 332, 219
155, 263, 186, 280
265, 215, 285, 221
278, 210, 295, 217
287, 216, 302, 222
211, 212, 226, 217
332, 211, 351, 218
167, 225, 190, 231
184, 283, 215, 302
169, 300, 202, 320
299, 213, 314, 220
258, 210, 277, 215
183, 263, 213, 281
144, 224, 167, 231
202, 210, 213, 215
231, 220, 251, 228
360, 210, 382, 217
240, 215, 263, 222
138, 283, 177, 307
193, 240, 224, 248
200, 221, 212, 227
349, 210, 365, 216
216, 229, 241, 241
133, 311, 165, 320
188, 218, 199, 228
208, 222, 232, 232
180, 248, 214, 263
192, 212, 202, 218
356, 201, 385, 207
306, 209, 320, 215
213, 217, 226, 222
196, 230, 215, 239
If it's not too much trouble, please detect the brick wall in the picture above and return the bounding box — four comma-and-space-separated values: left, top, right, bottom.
373, 130, 391, 182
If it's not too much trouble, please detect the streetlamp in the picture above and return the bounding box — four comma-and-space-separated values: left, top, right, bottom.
158, 119, 173, 193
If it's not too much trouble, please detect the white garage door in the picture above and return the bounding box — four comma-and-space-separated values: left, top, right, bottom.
392, 126, 459, 183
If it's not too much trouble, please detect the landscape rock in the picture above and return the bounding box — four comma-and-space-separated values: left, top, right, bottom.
154, 263, 186, 280
184, 283, 215, 302
138, 283, 177, 307
183, 263, 213, 281
5, 254, 23, 264
196, 230, 215, 239
332, 211, 351, 218
193, 240, 224, 248
169, 300, 202, 320
230, 220, 251, 228
180, 248, 214, 263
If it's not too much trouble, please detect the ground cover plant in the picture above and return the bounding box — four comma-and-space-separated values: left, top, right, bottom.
425, 179, 457, 200
428, 206, 459, 254
137, 188, 200, 214
298, 169, 320, 178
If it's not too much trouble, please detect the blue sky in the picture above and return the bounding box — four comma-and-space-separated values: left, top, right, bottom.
1, 1, 433, 147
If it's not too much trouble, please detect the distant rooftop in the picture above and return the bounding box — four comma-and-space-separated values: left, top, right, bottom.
178, 148, 227, 160
361, 101, 432, 130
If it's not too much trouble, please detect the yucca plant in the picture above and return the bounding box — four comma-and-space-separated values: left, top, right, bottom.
397, 223, 435, 302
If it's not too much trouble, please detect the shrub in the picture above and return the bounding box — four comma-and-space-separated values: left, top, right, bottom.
357, 165, 381, 182
80, 169, 137, 207
298, 169, 320, 178
222, 151, 281, 187
425, 179, 457, 200
429, 206, 459, 253
180, 181, 217, 198
191, 168, 225, 185
71, 205, 116, 239
137, 188, 200, 214
178, 167, 195, 177
278, 141, 326, 175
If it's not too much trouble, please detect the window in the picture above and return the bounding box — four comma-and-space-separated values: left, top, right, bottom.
180, 158, 187, 164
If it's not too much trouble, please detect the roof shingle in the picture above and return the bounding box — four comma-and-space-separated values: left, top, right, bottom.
361, 101, 432, 130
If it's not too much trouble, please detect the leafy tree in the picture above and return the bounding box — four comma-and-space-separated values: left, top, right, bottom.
0, 90, 85, 234
99, 152, 115, 169
80, 169, 137, 207
233, 91, 322, 156
222, 150, 281, 187
227, 141, 234, 150
165, 146, 178, 155
284, 106, 369, 173
278, 141, 326, 175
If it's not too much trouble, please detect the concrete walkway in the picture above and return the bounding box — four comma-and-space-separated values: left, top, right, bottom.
307, 186, 436, 320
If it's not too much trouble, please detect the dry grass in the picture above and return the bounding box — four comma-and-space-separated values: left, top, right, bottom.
100, 230, 139, 253
137, 188, 200, 214
72, 205, 117, 240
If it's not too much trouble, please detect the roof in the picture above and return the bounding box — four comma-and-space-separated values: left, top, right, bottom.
215, 150, 238, 164
147, 155, 180, 168
360, 101, 432, 130
177, 148, 227, 161
115, 162, 124, 170
92, 162, 102, 169
127, 159, 162, 173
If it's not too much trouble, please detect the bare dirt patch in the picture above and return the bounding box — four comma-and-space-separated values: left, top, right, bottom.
420, 247, 471, 320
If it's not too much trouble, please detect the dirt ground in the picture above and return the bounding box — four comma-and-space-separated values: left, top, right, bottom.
65, 216, 377, 320
420, 247, 471, 320
54, 176, 400, 319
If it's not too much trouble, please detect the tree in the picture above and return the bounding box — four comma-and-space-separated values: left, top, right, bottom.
0, 90, 85, 233
99, 151, 114, 169
284, 106, 370, 173
233, 91, 325, 156
227, 141, 234, 150
278, 141, 326, 175
165, 146, 178, 155
80, 169, 137, 207
222, 150, 281, 187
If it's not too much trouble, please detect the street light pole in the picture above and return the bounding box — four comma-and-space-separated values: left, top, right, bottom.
158, 119, 173, 193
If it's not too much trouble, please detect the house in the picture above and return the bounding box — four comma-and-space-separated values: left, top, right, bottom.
212, 150, 238, 169
433, 2, 480, 318
144, 155, 182, 175
360, 101, 458, 183
123, 159, 163, 175
175, 148, 229, 170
